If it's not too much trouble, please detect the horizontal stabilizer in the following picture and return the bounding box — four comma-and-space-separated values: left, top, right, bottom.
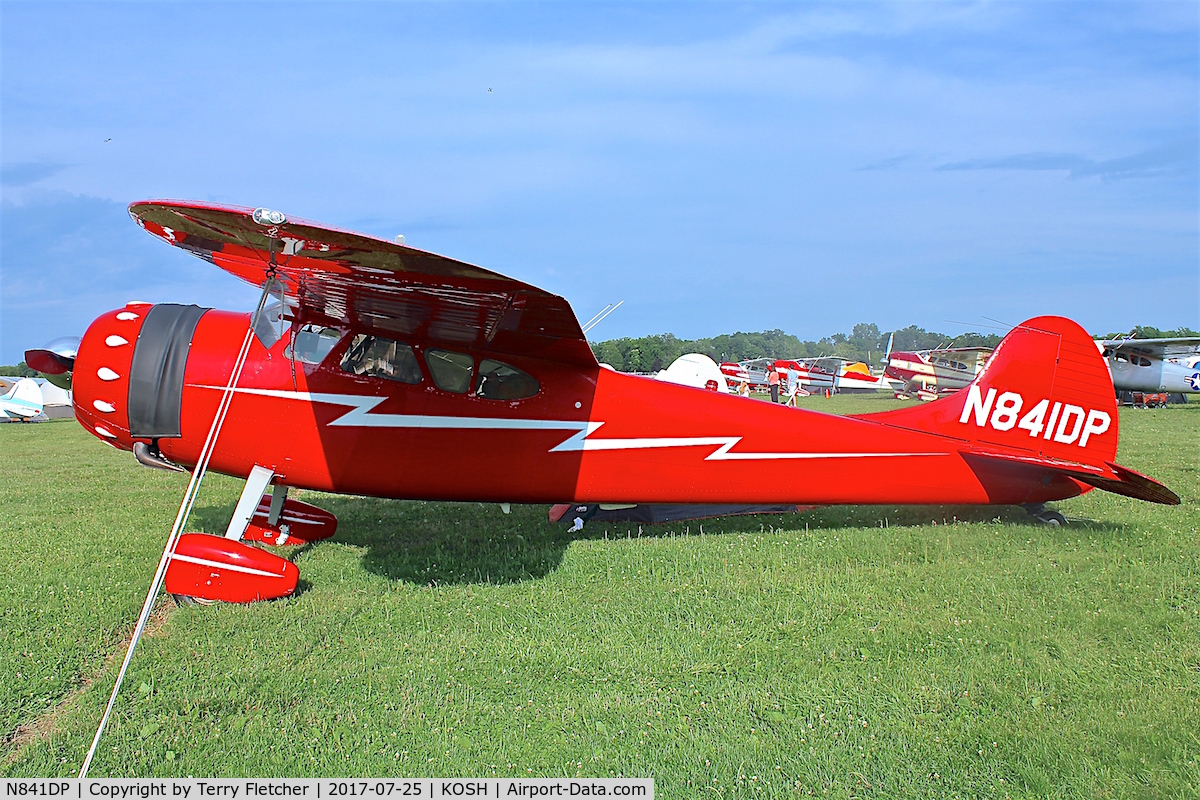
1080, 461, 1181, 505
963, 449, 1179, 506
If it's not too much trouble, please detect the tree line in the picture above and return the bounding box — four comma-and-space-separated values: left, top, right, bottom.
589, 323, 1199, 374
0, 362, 37, 377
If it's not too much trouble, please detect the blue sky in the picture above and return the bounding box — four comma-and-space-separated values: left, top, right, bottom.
2, 1, 1197, 364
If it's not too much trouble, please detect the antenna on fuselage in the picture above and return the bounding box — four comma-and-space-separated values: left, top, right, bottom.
582, 300, 624, 335
582, 303, 613, 331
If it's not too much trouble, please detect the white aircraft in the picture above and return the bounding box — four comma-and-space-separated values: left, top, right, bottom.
655, 353, 730, 393
1096, 335, 1200, 395
0, 378, 45, 421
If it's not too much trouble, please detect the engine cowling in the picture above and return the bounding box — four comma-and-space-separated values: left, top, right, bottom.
74, 302, 209, 452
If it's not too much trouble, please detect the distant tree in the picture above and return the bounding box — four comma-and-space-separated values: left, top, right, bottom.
0, 362, 37, 377
851, 322, 880, 344
952, 332, 1004, 349
885, 325, 946, 353
848, 323, 881, 361
1096, 325, 1200, 340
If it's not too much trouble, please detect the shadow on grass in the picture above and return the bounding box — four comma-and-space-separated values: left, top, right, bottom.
192, 495, 1127, 589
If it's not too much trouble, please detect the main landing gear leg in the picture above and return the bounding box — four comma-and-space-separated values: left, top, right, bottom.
1022, 503, 1067, 527
244, 482, 338, 546
268, 483, 288, 527
226, 465, 276, 541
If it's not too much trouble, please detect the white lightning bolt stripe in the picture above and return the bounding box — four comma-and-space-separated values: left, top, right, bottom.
170, 552, 283, 579
551, 429, 947, 460
193, 386, 589, 431
252, 509, 332, 526
194, 386, 947, 461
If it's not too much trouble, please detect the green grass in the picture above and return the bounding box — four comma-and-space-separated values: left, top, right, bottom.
2, 397, 1198, 798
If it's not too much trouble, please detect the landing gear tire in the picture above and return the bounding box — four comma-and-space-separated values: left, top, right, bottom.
1022, 504, 1067, 526
171, 593, 215, 607
1039, 510, 1066, 526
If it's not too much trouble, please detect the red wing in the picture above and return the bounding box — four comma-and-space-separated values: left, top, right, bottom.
128, 200, 597, 368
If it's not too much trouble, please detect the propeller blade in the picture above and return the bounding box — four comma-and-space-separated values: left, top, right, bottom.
25, 336, 80, 390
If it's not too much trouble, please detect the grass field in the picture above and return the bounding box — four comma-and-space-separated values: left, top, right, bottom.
1, 394, 1198, 797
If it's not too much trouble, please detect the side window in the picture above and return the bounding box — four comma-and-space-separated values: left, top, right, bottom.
1115, 353, 1129, 364
1138, 357, 1152, 367
340, 334, 423, 384
476, 359, 539, 400
254, 301, 291, 350
287, 325, 343, 365
425, 349, 474, 393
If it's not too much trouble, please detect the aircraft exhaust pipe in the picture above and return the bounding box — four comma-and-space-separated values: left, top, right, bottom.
132, 441, 186, 473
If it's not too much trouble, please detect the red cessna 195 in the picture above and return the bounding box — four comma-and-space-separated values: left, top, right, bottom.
28, 201, 1180, 605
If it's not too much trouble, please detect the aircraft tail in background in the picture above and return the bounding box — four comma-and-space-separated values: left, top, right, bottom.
0, 378, 46, 420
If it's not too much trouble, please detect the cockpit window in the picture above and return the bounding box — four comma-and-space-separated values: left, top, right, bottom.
254, 301, 291, 350
476, 359, 539, 400
287, 325, 343, 365
1115, 353, 1130, 364
340, 334, 423, 384
425, 349, 474, 393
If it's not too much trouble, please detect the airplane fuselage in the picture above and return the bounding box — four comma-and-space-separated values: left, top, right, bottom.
885, 351, 980, 393
1104, 350, 1200, 393
71, 303, 1098, 509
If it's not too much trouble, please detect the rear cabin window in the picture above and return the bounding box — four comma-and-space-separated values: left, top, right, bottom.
288, 325, 343, 365
476, 359, 539, 400
340, 335, 423, 384
425, 349, 474, 393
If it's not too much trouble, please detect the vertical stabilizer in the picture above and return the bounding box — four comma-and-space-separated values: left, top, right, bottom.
863, 316, 1120, 466
1, 378, 46, 417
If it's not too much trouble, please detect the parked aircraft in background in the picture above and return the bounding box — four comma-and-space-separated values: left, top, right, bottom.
720, 357, 840, 393
885, 346, 993, 399
719, 360, 755, 389
655, 353, 728, 393
33, 200, 1178, 607
0, 378, 45, 421
1, 375, 75, 419
720, 357, 777, 391
1096, 335, 1200, 396
806, 358, 890, 394
773, 358, 835, 392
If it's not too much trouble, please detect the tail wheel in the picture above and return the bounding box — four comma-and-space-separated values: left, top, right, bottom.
1039, 510, 1067, 526
1022, 504, 1068, 527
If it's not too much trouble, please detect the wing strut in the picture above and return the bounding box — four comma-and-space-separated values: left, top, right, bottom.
79, 276, 278, 778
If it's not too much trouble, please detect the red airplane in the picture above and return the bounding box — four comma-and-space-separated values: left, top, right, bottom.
28, 200, 1180, 605
884, 345, 994, 399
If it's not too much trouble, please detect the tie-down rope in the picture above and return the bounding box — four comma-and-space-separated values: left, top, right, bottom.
79, 278, 277, 778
